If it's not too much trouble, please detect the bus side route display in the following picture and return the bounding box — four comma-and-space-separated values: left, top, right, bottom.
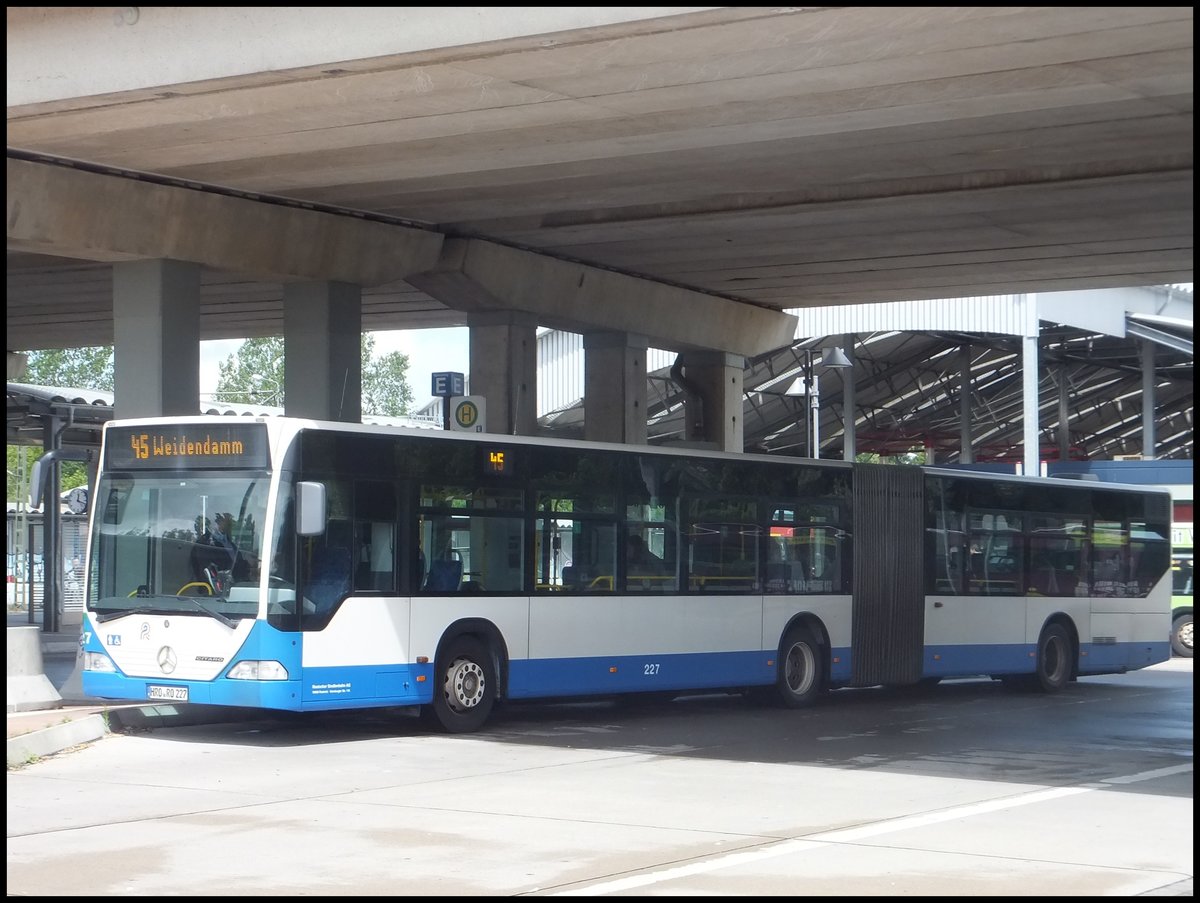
105, 423, 270, 470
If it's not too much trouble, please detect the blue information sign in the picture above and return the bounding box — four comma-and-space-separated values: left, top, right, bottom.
431, 371, 465, 397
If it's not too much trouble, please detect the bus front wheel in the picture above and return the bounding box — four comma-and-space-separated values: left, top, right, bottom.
1171, 614, 1193, 658
775, 626, 825, 708
425, 636, 496, 733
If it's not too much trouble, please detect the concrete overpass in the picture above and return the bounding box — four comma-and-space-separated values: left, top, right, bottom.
6, 7, 1194, 455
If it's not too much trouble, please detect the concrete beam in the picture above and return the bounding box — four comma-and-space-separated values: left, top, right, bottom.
6, 158, 442, 284
7, 7, 726, 107
408, 238, 797, 358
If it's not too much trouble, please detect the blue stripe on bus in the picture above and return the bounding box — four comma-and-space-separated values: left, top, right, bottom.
1077, 640, 1170, 673
508, 650, 777, 698
297, 663, 433, 707
923, 644, 1033, 676
923, 641, 1171, 678
84, 664, 437, 710
82, 671, 306, 708
80, 615, 1167, 711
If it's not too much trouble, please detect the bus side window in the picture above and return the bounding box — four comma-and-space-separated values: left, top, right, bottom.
355, 520, 396, 592
354, 480, 396, 593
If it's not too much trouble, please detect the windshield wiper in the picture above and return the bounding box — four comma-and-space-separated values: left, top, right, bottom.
171, 592, 238, 628
94, 592, 237, 628
95, 604, 172, 623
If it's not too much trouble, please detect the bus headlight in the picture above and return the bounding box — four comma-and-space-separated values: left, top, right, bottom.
226, 661, 289, 681
83, 652, 117, 672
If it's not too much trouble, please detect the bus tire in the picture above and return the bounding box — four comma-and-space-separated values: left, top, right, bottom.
775, 625, 824, 708
1171, 613, 1193, 658
1029, 622, 1073, 693
426, 636, 496, 733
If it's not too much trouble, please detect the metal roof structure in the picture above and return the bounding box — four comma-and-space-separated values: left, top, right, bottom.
6, 382, 113, 450
542, 289, 1195, 462
732, 328, 1193, 463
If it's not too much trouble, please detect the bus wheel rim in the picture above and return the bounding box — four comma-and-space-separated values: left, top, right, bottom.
786, 643, 815, 695
1045, 635, 1067, 682
446, 659, 485, 711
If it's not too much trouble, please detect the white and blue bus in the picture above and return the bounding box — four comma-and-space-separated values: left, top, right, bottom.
79, 416, 1173, 732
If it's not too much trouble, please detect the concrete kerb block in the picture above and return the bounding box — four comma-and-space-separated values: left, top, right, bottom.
7, 626, 63, 713
7, 714, 107, 767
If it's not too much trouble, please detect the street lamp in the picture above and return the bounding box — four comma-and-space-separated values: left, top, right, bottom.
249, 373, 283, 408
785, 345, 852, 458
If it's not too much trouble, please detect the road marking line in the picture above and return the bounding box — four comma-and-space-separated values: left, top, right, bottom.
551, 763, 1193, 896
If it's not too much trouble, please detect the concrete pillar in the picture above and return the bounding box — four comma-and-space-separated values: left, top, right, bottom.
674, 350, 745, 453
40, 417, 61, 633
112, 259, 201, 418
468, 310, 538, 436
959, 343, 974, 464
583, 331, 648, 445
841, 333, 856, 462
1141, 340, 1156, 459
8, 351, 29, 380
1020, 294, 1040, 477
1057, 364, 1070, 461
1022, 334, 1040, 475
283, 281, 362, 422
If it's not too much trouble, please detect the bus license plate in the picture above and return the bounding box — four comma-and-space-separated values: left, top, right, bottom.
147, 685, 189, 702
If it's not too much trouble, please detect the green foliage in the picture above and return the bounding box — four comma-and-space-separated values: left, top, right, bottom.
21, 346, 115, 392
6, 334, 415, 501
7, 446, 32, 504
854, 451, 926, 465
8, 348, 111, 501
362, 334, 414, 417
213, 334, 413, 416
6, 446, 88, 502
214, 336, 284, 405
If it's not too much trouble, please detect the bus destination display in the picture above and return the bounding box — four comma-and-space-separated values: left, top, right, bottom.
106, 424, 269, 470
482, 447, 514, 477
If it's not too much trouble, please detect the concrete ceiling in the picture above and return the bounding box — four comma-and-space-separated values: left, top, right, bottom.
6, 6, 1194, 351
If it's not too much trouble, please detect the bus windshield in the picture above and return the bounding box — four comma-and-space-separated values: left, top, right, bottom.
88, 471, 272, 622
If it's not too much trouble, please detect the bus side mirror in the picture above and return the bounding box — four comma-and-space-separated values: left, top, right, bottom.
296, 481, 327, 536
28, 458, 45, 509
27, 448, 94, 509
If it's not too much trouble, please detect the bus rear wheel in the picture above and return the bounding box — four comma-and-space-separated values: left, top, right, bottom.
1028, 623, 1073, 693
775, 626, 825, 708
425, 636, 496, 733
1171, 614, 1193, 658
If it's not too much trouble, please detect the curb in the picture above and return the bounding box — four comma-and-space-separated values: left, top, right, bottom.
6, 703, 264, 767
7, 713, 108, 767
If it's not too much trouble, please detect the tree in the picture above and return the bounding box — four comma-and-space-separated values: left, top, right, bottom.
362, 334, 414, 417
8, 346, 114, 498
213, 334, 413, 416
20, 346, 115, 392
854, 451, 926, 465
214, 337, 284, 405
7, 445, 35, 503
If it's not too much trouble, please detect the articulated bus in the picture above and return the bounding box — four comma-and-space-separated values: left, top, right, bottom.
78, 417, 1173, 733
